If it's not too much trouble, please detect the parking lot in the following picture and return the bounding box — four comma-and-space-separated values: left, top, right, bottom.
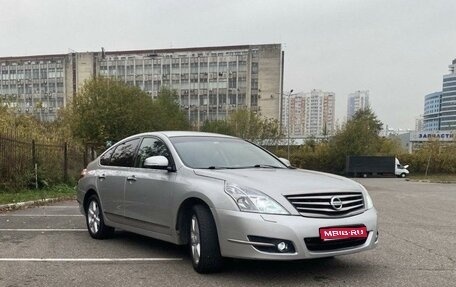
0, 178, 455, 286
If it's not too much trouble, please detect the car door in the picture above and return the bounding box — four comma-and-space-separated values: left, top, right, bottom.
123, 137, 176, 235
97, 138, 140, 221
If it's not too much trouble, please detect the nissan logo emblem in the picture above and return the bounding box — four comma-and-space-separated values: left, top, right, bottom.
330, 197, 343, 210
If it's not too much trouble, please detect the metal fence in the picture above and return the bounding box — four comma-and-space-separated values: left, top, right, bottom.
0, 134, 88, 190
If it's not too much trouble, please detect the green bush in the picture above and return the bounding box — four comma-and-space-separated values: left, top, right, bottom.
399, 143, 456, 174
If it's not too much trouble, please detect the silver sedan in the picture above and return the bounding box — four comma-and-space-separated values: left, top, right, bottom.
77, 131, 378, 273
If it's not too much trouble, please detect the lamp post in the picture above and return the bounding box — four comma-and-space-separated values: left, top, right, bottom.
287, 89, 294, 160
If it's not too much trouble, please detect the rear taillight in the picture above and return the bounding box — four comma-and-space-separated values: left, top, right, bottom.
79, 168, 87, 179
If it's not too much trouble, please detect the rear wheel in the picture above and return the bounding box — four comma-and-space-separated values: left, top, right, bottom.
85, 195, 114, 239
189, 204, 223, 273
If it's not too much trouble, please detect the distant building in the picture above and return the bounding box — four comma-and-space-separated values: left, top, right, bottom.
415, 115, 424, 131
423, 91, 442, 131
0, 54, 67, 121
347, 90, 369, 119
408, 131, 455, 152
422, 58, 456, 131
391, 130, 455, 154
441, 59, 456, 130
0, 44, 283, 125
282, 89, 335, 137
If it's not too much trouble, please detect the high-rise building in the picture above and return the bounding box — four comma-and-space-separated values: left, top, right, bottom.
347, 90, 370, 119
422, 58, 456, 131
0, 44, 283, 125
423, 91, 442, 131
441, 59, 456, 130
282, 89, 335, 137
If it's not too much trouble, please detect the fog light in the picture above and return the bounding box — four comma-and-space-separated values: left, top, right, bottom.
248, 236, 296, 253
277, 241, 288, 252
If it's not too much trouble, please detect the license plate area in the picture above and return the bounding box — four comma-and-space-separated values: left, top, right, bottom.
319, 226, 368, 241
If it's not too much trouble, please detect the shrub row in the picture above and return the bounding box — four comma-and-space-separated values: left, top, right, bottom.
271, 142, 456, 175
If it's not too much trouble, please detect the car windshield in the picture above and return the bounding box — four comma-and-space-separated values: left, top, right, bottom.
169, 136, 286, 169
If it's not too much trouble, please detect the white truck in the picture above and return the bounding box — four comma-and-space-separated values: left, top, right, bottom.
346, 156, 410, 178
395, 158, 410, 178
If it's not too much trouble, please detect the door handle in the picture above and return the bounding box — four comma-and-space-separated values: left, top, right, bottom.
127, 175, 137, 182
98, 174, 106, 180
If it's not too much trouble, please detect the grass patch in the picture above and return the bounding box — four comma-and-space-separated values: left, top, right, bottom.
408, 174, 456, 183
0, 184, 75, 205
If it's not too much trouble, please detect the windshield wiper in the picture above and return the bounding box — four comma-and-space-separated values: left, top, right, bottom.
252, 164, 284, 169
206, 166, 242, 170
205, 165, 284, 169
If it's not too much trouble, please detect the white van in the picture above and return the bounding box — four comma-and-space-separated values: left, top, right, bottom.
395, 158, 410, 178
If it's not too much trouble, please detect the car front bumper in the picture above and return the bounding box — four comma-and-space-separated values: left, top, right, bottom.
214, 207, 378, 260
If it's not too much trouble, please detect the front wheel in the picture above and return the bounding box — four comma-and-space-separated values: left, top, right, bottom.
189, 205, 223, 273
400, 173, 406, 178
85, 195, 114, 239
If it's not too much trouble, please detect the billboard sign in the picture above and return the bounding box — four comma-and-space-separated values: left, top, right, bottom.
410, 131, 455, 142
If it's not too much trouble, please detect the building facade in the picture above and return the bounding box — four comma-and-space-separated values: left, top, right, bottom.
415, 115, 424, 131
0, 44, 283, 125
423, 91, 442, 131
282, 89, 335, 138
0, 54, 67, 121
441, 59, 456, 130
422, 59, 456, 131
347, 90, 369, 120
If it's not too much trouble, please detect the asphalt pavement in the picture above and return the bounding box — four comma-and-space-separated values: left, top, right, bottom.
0, 178, 455, 286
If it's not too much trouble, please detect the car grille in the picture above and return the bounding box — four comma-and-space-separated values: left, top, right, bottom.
285, 192, 365, 218
304, 236, 368, 251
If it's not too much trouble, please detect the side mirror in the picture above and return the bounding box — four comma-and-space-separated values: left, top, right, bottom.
278, 157, 291, 167
404, 165, 409, 169
144, 156, 169, 170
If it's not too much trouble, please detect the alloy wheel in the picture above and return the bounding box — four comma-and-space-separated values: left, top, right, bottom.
88, 200, 101, 234
190, 215, 201, 265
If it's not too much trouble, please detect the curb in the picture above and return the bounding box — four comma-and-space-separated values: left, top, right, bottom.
406, 179, 430, 183
406, 179, 456, 184
0, 196, 76, 213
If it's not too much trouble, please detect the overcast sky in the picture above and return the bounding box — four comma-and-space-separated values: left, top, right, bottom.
1, 0, 455, 129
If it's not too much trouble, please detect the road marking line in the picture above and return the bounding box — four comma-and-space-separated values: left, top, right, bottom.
0, 229, 86, 232
0, 258, 183, 262
0, 215, 83, 217
38, 206, 77, 208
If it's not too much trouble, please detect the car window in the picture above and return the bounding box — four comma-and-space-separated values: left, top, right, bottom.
100, 148, 114, 166
135, 137, 172, 168
109, 138, 140, 167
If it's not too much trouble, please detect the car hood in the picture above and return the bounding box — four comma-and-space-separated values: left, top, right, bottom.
193, 168, 363, 196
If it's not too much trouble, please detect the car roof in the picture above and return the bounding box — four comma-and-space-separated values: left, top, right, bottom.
136, 131, 237, 139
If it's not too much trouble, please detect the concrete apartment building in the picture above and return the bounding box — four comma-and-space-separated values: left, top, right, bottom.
347, 90, 370, 120
282, 89, 335, 138
0, 53, 66, 121
0, 44, 283, 125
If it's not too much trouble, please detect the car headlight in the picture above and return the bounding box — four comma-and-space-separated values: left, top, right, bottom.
224, 183, 289, 215
358, 183, 374, 209
365, 192, 374, 209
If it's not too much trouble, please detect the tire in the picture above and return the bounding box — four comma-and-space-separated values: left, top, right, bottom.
189, 204, 223, 273
400, 173, 406, 178
363, 173, 368, 178
85, 194, 114, 239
